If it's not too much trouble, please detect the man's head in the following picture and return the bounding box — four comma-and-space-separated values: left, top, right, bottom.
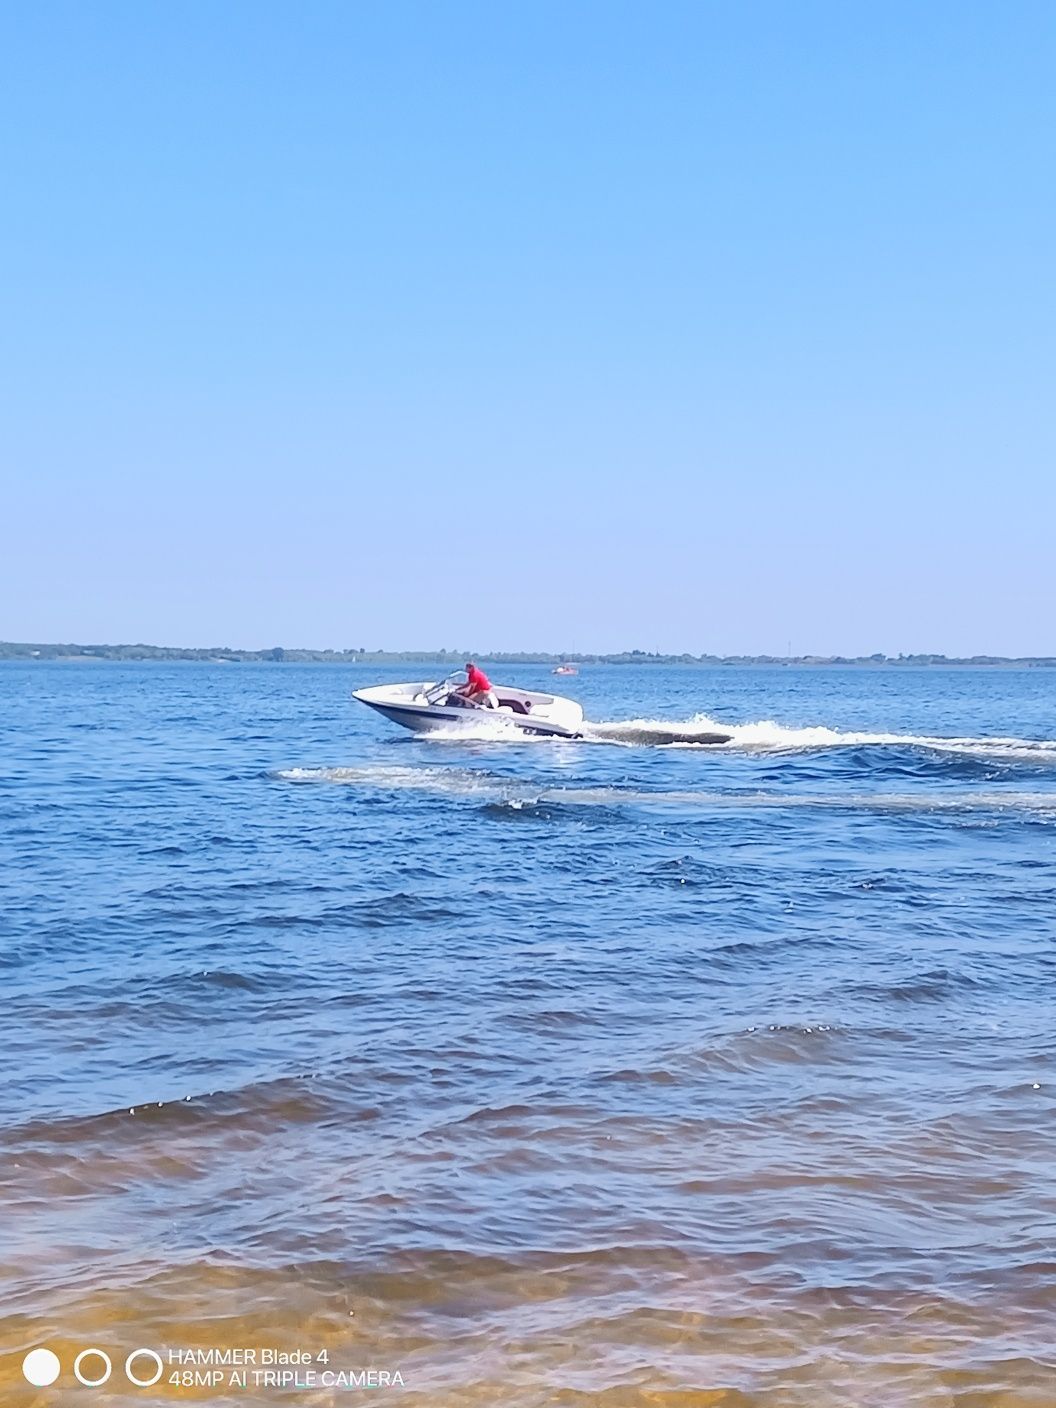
465, 661, 475, 672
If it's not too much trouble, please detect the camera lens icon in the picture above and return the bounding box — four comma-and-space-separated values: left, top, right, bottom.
124, 1348, 164, 1387
74, 1349, 113, 1386
22, 1342, 163, 1390
22, 1349, 61, 1387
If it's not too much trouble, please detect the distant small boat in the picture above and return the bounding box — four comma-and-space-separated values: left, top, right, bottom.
552, 664, 578, 676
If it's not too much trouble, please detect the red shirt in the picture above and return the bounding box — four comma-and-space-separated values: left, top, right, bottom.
466, 665, 492, 693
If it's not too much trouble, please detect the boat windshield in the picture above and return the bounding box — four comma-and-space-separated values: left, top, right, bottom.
423, 672, 467, 705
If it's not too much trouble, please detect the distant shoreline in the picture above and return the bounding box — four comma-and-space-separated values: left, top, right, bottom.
3, 642, 1055, 667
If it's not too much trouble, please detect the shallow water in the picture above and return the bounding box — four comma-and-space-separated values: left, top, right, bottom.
2, 662, 1055, 1405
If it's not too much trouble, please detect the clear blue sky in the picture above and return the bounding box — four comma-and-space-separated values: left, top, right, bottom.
2, 1, 1053, 655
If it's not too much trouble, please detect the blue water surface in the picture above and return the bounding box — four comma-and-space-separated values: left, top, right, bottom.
1, 662, 1054, 1406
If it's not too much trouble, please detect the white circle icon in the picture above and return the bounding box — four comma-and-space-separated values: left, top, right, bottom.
124, 1348, 164, 1387
22, 1348, 61, 1387
74, 1348, 113, 1387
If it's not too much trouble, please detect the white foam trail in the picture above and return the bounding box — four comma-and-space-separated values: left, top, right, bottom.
415, 716, 546, 743
277, 764, 499, 794
585, 715, 1056, 761
553, 787, 1056, 814
276, 765, 1056, 815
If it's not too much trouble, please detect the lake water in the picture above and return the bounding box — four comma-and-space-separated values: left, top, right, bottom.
2, 662, 1054, 1406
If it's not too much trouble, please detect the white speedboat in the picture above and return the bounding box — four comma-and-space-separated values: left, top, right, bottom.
353, 673, 585, 739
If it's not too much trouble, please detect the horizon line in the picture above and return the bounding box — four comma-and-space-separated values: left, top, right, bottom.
3, 640, 1055, 666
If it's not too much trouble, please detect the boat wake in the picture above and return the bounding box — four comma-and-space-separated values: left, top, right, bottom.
276, 763, 1056, 816
347, 709, 1056, 761
583, 715, 1056, 761
342, 699, 1056, 761
583, 720, 732, 746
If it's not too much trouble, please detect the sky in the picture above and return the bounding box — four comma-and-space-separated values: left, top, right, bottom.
2, 1, 1053, 656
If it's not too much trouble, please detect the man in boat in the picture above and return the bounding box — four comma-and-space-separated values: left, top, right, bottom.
456, 661, 498, 709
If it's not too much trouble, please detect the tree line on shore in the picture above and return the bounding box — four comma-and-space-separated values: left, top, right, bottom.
3, 642, 1054, 667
